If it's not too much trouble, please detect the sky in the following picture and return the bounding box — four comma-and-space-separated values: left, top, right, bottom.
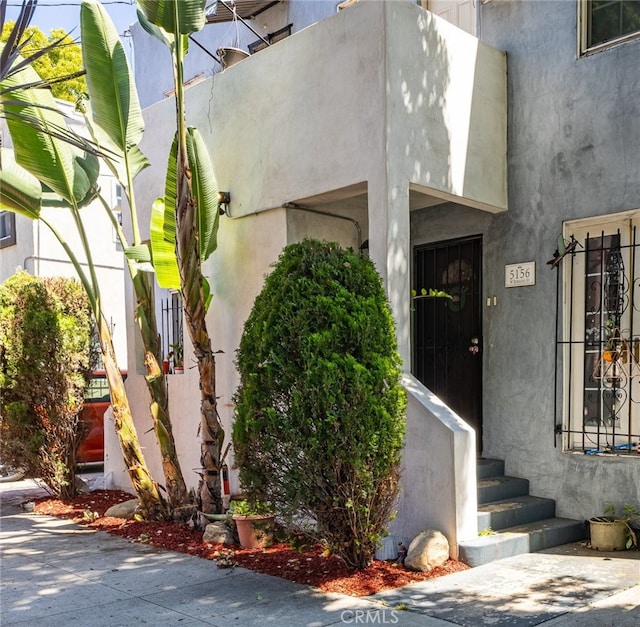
5, 0, 139, 38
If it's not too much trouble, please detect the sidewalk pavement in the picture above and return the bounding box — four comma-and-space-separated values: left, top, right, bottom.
1, 479, 639, 626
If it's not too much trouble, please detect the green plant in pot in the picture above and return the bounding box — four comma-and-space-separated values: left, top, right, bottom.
230, 500, 275, 549
589, 503, 639, 550
169, 343, 184, 373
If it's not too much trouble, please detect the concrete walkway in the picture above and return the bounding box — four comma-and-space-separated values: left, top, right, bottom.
1, 479, 639, 626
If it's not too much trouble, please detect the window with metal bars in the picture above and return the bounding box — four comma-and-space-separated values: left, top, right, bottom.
161, 291, 184, 373
557, 220, 640, 456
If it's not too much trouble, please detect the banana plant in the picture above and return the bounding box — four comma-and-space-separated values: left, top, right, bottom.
0, 41, 166, 519
1, 0, 100, 152
79, 0, 189, 511
137, 0, 225, 513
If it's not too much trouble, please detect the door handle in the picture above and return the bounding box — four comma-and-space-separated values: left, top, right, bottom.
468, 337, 479, 354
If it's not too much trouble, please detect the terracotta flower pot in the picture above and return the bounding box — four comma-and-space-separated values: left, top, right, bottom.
233, 514, 274, 549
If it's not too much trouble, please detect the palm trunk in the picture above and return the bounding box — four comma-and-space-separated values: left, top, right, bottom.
46, 215, 167, 520
130, 270, 189, 510
97, 312, 168, 520
170, 23, 224, 515
101, 178, 190, 513
174, 186, 224, 514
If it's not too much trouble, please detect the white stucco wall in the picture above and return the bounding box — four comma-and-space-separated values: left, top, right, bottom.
393, 374, 477, 558
33, 189, 127, 366
380, 1, 507, 365
207, 4, 387, 217
107, 208, 290, 495
111, 1, 507, 550
385, 2, 507, 212
182, 0, 505, 364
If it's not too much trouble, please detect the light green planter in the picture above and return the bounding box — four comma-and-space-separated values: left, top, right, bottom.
589, 518, 628, 551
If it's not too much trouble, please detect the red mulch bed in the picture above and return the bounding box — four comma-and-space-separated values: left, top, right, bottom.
33, 489, 469, 597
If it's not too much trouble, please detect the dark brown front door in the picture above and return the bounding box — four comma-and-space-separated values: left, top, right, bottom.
413, 236, 483, 450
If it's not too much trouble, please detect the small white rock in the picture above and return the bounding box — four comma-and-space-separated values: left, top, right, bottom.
405, 529, 450, 572
104, 498, 140, 519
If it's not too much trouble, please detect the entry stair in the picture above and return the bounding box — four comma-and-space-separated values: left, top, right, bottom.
458, 458, 586, 567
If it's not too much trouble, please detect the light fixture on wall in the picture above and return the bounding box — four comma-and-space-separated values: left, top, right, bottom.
218, 191, 231, 216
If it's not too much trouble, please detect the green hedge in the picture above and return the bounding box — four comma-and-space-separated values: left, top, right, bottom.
233, 239, 406, 569
0, 271, 96, 497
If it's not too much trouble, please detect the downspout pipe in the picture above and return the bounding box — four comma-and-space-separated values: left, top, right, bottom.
219, 199, 363, 251
282, 202, 362, 252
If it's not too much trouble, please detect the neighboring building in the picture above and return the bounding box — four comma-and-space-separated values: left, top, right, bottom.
0, 100, 128, 368
110, 0, 639, 561
470, 0, 640, 523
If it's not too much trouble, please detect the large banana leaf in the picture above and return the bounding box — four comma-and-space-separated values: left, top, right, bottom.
150, 198, 181, 289
0, 147, 42, 218
151, 135, 180, 289
168, 129, 220, 262
187, 127, 220, 261
1, 50, 99, 207
80, 0, 149, 186
151, 128, 219, 288
137, 0, 207, 36
1, 5, 106, 155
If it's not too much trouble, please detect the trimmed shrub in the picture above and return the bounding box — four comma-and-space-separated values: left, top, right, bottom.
0, 271, 96, 497
232, 239, 406, 569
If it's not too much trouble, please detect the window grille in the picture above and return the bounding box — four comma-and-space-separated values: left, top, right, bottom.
161, 292, 184, 372
556, 228, 640, 456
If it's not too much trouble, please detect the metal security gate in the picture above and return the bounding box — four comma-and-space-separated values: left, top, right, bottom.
557, 217, 640, 455
413, 236, 483, 448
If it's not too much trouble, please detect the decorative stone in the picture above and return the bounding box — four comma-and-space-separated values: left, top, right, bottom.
105, 498, 140, 520
405, 529, 449, 572
74, 476, 90, 494
203, 521, 235, 546
172, 505, 196, 524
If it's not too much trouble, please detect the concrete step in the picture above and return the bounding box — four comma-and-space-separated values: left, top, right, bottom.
478, 475, 530, 505
477, 457, 505, 480
459, 517, 587, 567
478, 495, 556, 532
464, 458, 588, 568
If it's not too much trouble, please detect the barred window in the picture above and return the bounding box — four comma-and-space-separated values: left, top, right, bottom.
161, 291, 184, 374
559, 214, 640, 456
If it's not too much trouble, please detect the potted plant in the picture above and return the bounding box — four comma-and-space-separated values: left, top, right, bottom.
230, 500, 275, 549
169, 343, 184, 374
589, 503, 639, 551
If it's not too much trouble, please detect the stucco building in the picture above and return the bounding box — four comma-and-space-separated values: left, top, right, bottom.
107, 0, 640, 563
